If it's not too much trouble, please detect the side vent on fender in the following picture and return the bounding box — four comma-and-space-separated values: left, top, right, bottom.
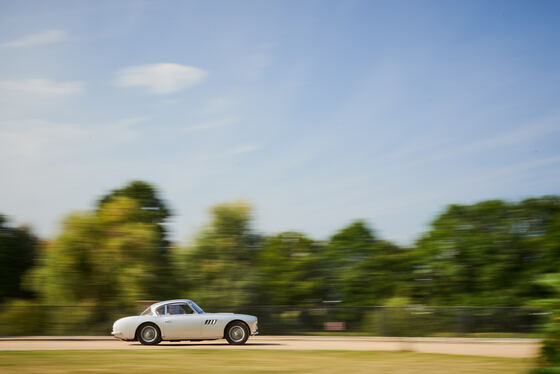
204, 319, 217, 325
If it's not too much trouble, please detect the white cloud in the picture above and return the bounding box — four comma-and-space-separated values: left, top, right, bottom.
230, 144, 260, 154
115, 63, 207, 94
0, 30, 68, 48
0, 116, 147, 163
181, 117, 239, 133
0, 79, 84, 96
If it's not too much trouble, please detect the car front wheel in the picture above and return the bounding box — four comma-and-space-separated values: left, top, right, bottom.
225, 322, 249, 345
137, 323, 161, 345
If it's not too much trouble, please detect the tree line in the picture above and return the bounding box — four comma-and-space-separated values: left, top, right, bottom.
2, 180, 560, 310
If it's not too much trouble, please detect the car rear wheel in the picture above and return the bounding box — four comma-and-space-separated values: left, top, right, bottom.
225, 321, 249, 345
137, 323, 161, 345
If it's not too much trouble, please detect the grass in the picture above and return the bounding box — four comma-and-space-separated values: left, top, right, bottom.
303, 331, 543, 338
0, 349, 533, 374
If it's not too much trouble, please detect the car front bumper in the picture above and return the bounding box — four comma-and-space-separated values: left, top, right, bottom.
250, 321, 259, 335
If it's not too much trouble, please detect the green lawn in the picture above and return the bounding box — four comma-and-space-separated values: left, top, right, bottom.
0, 350, 533, 374
303, 331, 543, 338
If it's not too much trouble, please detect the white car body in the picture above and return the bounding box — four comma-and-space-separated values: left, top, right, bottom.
112, 299, 258, 343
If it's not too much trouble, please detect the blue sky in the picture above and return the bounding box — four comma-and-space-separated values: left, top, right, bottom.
1, 0, 559, 245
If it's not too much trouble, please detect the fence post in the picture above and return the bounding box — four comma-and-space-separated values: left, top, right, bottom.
380, 307, 387, 336
459, 307, 468, 336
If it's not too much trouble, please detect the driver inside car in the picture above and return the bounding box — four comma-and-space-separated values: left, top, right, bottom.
167, 305, 186, 315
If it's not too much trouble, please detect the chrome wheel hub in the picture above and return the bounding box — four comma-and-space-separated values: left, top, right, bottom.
141, 326, 157, 342
229, 326, 245, 342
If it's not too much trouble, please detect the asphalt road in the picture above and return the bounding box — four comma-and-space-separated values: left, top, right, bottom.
0, 336, 540, 358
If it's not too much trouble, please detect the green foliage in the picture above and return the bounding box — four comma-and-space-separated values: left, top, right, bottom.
4, 180, 560, 338
413, 197, 560, 306
531, 367, 560, 374
325, 220, 414, 305
0, 300, 46, 335
97, 180, 171, 226
97, 181, 175, 298
256, 232, 324, 305
27, 197, 163, 306
97, 180, 172, 256
0, 215, 38, 301
533, 273, 560, 366
178, 201, 261, 309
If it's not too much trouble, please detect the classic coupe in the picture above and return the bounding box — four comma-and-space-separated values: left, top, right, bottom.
111, 299, 258, 345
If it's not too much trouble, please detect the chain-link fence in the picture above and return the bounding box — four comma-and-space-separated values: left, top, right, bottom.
0, 304, 548, 337
235, 305, 547, 336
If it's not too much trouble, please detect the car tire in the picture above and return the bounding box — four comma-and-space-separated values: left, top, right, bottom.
137, 323, 162, 345
225, 321, 249, 345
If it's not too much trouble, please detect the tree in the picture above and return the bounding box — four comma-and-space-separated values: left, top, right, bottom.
97, 180, 171, 249
325, 220, 411, 305
0, 215, 38, 301
179, 201, 261, 309
28, 197, 165, 306
256, 232, 325, 305
532, 273, 560, 368
97, 180, 174, 297
413, 197, 560, 306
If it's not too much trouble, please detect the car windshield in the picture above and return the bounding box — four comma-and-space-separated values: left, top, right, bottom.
189, 302, 204, 314
140, 306, 152, 316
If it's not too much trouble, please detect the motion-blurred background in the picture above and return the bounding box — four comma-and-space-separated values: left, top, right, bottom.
0, 1, 559, 361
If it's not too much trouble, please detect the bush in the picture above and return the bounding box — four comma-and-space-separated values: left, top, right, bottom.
540, 322, 560, 365
0, 300, 46, 335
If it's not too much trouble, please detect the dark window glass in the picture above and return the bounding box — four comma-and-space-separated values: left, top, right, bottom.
155, 306, 165, 316
167, 304, 193, 315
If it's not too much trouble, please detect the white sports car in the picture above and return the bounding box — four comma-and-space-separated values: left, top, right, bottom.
111, 299, 258, 345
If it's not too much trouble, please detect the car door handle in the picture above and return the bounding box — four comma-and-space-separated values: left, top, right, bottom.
165, 320, 172, 323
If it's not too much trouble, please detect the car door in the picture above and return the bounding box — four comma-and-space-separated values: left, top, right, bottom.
161, 303, 206, 339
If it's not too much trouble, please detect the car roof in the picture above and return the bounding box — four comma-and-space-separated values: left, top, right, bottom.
150, 299, 193, 310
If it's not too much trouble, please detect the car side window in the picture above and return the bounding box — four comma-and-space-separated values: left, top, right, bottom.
155, 306, 166, 316
167, 303, 194, 315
